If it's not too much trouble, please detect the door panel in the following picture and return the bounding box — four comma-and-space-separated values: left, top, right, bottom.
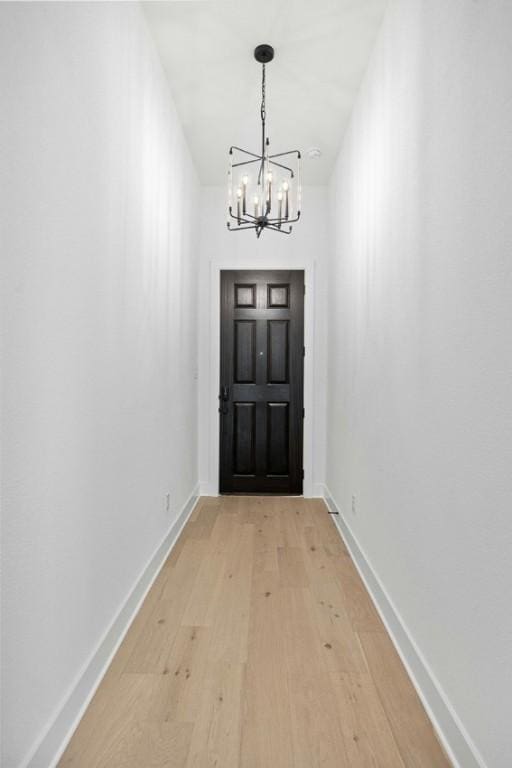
267, 320, 289, 383
233, 403, 256, 475
234, 321, 256, 383
234, 283, 256, 307
219, 270, 304, 494
267, 403, 289, 476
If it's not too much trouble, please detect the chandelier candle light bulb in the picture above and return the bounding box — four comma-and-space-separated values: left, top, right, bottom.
227, 44, 302, 237
242, 175, 248, 215
236, 187, 242, 223
283, 180, 289, 219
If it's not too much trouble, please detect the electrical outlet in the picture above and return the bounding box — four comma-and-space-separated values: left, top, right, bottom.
351, 494, 357, 515
165, 492, 171, 513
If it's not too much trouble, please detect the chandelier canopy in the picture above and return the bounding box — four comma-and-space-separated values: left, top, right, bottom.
227, 44, 302, 238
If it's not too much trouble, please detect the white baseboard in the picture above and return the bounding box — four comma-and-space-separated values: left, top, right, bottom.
198, 483, 326, 498
323, 487, 486, 768
310, 482, 326, 498
22, 486, 200, 768
199, 481, 218, 496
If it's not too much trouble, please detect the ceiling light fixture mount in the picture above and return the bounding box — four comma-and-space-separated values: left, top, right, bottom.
254, 43, 274, 64
227, 44, 302, 238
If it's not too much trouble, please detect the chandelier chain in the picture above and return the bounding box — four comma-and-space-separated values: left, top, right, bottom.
260, 64, 266, 125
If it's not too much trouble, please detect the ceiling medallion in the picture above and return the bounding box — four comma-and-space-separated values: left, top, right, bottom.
227, 44, 302, 238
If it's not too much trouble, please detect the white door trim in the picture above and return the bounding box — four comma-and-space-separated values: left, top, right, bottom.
203, 262, 316, 497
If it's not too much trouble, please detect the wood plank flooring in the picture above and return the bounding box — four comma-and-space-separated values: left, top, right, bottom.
59, 496, 451, 767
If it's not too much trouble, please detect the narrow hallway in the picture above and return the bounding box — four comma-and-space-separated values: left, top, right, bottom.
3, 2, 511, 765
59, 497, 449, 767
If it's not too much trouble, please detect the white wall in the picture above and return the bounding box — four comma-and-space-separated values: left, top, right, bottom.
326, 1, 512, 766
0, 4, 199, 766
198, 186, 328, 498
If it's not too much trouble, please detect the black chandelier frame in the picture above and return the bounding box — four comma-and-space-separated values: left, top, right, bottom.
227, 44, 302, 238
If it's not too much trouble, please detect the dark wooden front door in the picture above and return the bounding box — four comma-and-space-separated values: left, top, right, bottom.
219, 270, 304, 494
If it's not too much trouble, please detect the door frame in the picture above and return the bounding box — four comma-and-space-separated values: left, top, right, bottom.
205, 262, 316, 497
219, 269, 305, 495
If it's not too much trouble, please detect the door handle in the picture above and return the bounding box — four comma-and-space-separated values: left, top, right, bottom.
218, 385, 229, 415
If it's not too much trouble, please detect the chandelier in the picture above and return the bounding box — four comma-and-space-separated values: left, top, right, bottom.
227, 44, 302, 238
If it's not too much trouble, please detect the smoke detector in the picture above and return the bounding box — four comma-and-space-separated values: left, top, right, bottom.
307, 147, 322, 159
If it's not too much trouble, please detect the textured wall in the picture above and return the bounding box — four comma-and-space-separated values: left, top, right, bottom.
0, 4, 199, 766
326, 1, 512, 765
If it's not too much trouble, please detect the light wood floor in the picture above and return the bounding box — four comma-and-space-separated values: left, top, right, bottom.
59, 497, 451, 767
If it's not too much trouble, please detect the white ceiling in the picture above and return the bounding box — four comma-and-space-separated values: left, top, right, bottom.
144, 0, 388, 185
